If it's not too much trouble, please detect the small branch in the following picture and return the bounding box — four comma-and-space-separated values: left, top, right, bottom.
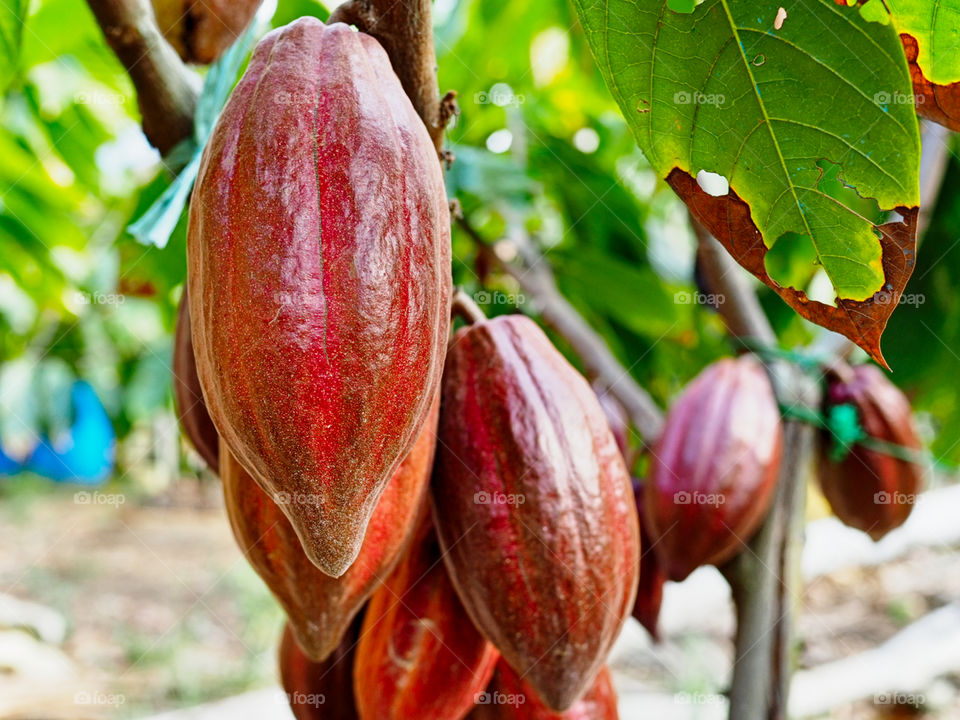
457, 216, 665, 443
451, 287, 487, 325
329, 0, 450, 157
692, 218, 776, 345
86, 0, 200, 155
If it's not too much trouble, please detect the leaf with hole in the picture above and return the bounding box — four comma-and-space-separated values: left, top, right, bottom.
573, 0, 922, 365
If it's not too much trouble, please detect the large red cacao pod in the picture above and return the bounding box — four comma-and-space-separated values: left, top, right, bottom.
279, 619, 360, 720
644, 355, 782, 582
354, 519, 499, 720
431, 315, 639, 711
594, 385, 630, 460
818, 364, 924, 541
152, 0, 262, 64
173, 290, 219, 472
188, 18, 451, 577
631, 481, 665, 641
469, 661, 619, 720
221, 401, 438, 661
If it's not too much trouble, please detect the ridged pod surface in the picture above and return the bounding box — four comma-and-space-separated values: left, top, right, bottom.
354, 519, 499, 720
594, 386, 629, 459
188, 18, 451, 576
432, 315, 639, 711
644, 355, 782, 582
469, 662, 619, 720
279, 619, 360, 720
173, 291, 218, 472
631, 481, 665, 641
221, 401, 438, 661
818, 364, 924, 541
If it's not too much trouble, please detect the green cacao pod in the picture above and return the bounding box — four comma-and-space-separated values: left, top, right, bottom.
221, 400, 438, 661
644, 355, 782, 581
354, 518, 499, 720
279, 619, 360, 720
431, 315, 639, 711
173, 290, 218, 472
469, 661, 619, 720
188, 18, 451, 577
818, 363, 924, 540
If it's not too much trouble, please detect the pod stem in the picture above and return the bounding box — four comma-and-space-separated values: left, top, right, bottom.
451, 288, 487, 325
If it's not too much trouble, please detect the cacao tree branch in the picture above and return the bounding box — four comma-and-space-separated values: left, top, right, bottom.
692, 218, 776, 346
86, 0, 200, 155
456, 215, 665, 443
329, 0, 448, 156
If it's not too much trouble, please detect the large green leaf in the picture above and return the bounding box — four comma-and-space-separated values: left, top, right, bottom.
573, 0, 921, 364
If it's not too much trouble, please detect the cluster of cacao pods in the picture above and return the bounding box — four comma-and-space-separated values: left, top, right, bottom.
172, 13, 928, 717
816, 362, 925, 541
177, 18, 639, 719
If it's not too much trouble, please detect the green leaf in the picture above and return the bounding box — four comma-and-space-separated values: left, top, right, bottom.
573, 0, 921, 363
881, 0, 960, 132
0, 0, 27, 90
551, 245, 687, 338
886, 0, 960, 85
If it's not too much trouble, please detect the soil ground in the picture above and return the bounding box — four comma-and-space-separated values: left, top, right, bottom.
2, 476, 959, 719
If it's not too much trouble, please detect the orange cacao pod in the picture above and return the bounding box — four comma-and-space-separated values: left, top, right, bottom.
818, 364, 924, 540
188, 19, 451, 576
470, 661, 619, 720
354, 519, 499, 720
279, 619, 359, 720
431, 315, 639, 711
221, 401, 438, 661
152, 0, 262, 64
644, 355, 782, 581
173, 291, 218, 472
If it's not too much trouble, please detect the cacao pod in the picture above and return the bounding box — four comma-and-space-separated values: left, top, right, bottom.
173, 290, 219, 472
594, 385, 630, 460
631, 481, 665, 641
644, 355, 782, 582
431, 315, 639, 711
188, 18, 451, 577
818, 363, 924, 541
152, 0, 262, 64
279, 619, 360, 720
354, 518, 499, 720
221, 400, 438, 661
469, 661, 619, 720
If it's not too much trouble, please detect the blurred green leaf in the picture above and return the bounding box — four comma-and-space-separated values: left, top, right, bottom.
0, 0, 27, 90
